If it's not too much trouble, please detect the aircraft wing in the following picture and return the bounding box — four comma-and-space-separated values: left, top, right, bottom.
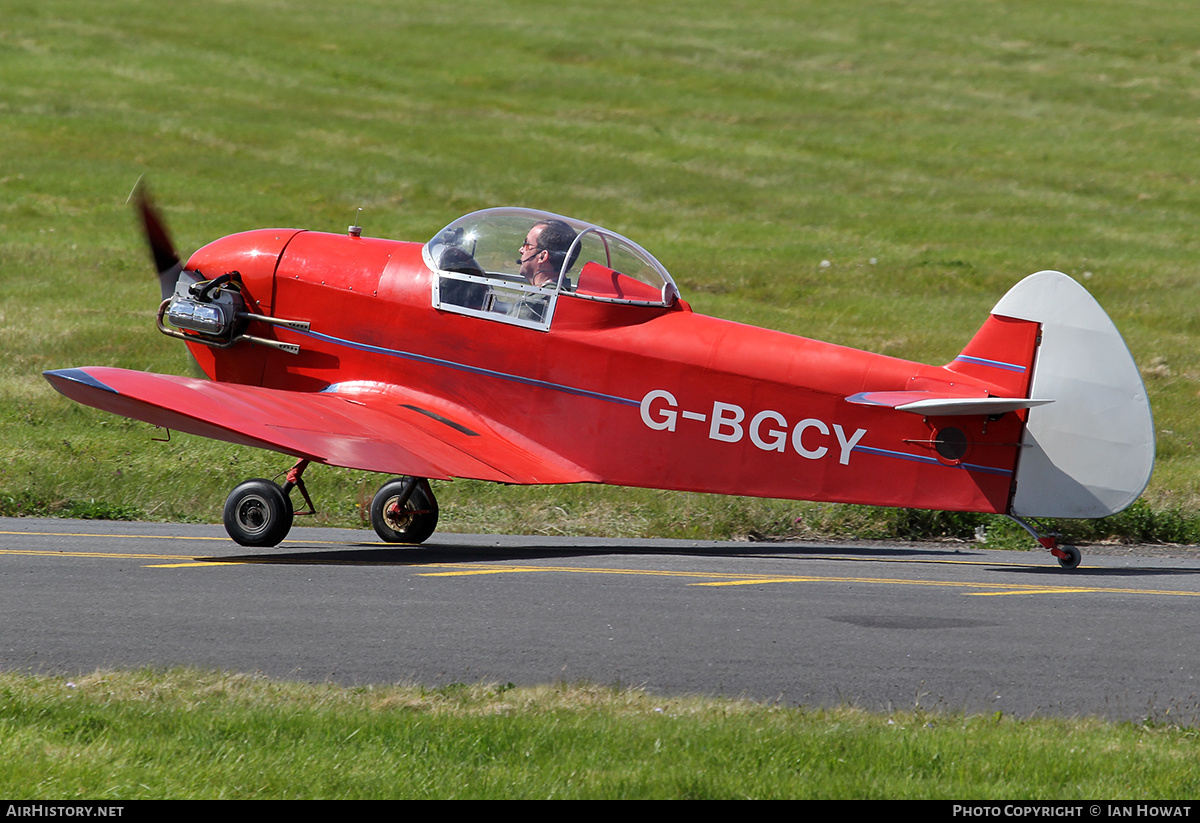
43, 367, 597, 485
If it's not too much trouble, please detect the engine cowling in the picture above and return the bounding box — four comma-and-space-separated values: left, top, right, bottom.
164, 229, 305, 383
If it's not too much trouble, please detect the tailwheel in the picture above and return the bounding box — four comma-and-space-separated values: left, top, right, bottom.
1008, 514, 1082, 570
1055, 545, 1082, 570
223, 478, 294, 547
370, 477, 438, 544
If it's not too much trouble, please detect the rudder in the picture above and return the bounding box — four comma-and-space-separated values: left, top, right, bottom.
990, 271, 1154, 518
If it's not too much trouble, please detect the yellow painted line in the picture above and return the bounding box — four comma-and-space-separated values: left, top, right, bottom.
5, 533, 1199, 598
421, 569, 543, 577
0, 549, 249, 567
420, 565, 1200, 599
700, 577, 829, 586
416, 564, 726, 579
698, 575, 1200, 598
0, 530, 1050, 567
699, 575, 1040, 589
0, 548, 193, 561
0, 529, 357, 547
703, 575, 959, 590
966, 588, 1106, 596
0, 530, 232, 542
966, 586, 1200, 597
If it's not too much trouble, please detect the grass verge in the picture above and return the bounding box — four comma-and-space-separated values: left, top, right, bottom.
3, 668, 1200, 799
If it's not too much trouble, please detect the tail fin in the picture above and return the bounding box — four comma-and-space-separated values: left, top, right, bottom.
946, 313, 1041, 399
989, 271, 1154, 518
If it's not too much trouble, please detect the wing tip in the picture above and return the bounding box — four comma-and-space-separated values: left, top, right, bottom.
43, 368, 119, 395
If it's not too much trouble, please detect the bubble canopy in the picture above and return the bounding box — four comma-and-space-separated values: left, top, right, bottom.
423, 208, 680, 307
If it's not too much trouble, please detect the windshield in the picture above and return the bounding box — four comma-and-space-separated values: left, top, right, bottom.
423, 208, 680, 306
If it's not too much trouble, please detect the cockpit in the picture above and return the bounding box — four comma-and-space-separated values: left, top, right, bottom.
423, 208, 681, 331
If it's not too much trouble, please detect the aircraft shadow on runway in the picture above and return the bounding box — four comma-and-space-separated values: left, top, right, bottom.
192, 540, 1200, 578
192, 542, 933, 566
196, 540, 970, 566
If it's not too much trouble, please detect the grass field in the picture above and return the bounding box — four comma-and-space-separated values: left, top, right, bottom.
5, 0, 1200, 543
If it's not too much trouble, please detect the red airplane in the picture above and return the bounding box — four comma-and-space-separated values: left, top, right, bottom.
44, 188, 1154, 569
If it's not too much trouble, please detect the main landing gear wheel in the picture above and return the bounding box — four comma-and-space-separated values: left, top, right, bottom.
223, 478, 294, 547
1056, 545, 1082, 570
370, 477, 438, 544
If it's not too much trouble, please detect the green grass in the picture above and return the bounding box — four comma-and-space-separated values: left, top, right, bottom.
3, 668, 1200, 799
4, 0, 1200, 543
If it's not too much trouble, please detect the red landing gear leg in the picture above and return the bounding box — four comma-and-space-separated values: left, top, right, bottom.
369, 476, 439, 544
1007, 514, 1081, 570
222, 458, 316, 548
281, 458, 317, 517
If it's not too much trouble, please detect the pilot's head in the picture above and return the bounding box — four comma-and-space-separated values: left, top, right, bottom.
518, 219, 579, 287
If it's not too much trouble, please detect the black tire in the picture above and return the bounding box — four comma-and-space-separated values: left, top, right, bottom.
223, 478, 294, 547
1057, 544, 1082, 570
370, 478, 438, 544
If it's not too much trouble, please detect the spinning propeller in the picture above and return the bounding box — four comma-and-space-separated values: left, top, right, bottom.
131, 180, 185, 302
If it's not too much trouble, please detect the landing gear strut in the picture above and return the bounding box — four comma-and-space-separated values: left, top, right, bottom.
370, 476, 439, 544
1008, 514, 1081, 570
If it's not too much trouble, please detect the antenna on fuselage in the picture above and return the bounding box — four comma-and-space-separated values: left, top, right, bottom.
348, 208, 363, 238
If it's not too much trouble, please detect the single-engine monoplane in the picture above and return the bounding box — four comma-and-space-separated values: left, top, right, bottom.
44, 186, 1154, 568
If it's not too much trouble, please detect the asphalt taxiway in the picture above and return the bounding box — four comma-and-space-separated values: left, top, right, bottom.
3, 517, 1198, 722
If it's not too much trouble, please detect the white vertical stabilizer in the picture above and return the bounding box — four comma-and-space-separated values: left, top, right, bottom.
992, 271, 1154, 518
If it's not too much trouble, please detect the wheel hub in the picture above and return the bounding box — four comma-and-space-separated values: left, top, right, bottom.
236, 495, 270, 534
384, 498, 414, 531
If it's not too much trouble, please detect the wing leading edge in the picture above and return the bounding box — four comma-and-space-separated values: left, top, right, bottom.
43, 367, 597, 485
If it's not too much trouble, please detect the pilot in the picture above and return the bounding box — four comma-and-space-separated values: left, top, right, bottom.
516, 219, 579, 290
510, 219, 580, 323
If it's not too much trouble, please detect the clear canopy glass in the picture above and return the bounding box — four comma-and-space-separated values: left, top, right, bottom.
423, 208, 679, 307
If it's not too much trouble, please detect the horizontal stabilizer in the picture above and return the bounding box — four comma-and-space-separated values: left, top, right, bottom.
847, 391, 1053, 416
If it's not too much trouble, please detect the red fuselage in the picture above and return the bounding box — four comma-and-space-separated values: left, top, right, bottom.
183, 229, 1034, 513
